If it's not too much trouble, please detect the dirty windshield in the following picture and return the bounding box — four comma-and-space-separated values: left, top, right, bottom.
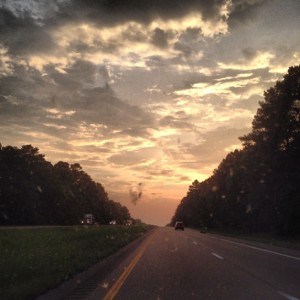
0, 1, 300, 300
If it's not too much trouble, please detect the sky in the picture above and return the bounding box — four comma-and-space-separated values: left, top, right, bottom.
1, 0, 300, 226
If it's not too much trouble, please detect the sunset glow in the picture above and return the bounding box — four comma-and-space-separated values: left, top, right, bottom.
1, 0, 300, 225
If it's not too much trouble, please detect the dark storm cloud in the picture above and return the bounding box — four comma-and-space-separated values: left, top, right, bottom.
0, 7, 55, 55
151, 28, 169, 49
0, 57, 156, 143
78, 87, 155, 129
52, 0, 271, 29
173, 27, 205, 57
173, 42, 193, 57
62, 0, 227, 26
228, 0, 271, 27
0, 62, 56, 119
67, 37, 121, 55
44, 60, 99, 90
0, 0, 272, 60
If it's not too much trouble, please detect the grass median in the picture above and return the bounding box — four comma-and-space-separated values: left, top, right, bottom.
0, 225, 154, 300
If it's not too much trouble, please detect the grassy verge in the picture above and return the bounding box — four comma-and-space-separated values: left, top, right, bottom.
0, 225, 154, 300
206, 229, 300, 250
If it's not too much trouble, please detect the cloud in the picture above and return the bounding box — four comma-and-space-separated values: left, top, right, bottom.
179, 127, 249, 169
159, 115, 194, 130
0, 0, 232, 81
108, 147, 159, 166
230, 94, 263, 112
0, 7, 55, 56
228, 0, 271, 28
0, 57, 156, 152
242, 47, 257, 60
151, 28, 170, 49
1, 0, 300, 226
62, 0, 229, 26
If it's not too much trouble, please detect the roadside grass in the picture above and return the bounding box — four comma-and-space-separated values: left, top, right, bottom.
206, 229, 300, 250
0, 225, 154, 300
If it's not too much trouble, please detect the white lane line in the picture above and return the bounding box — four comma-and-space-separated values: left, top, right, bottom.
208, 236, 300, 261
278, 291, 300, 300
211, 252, 224, 260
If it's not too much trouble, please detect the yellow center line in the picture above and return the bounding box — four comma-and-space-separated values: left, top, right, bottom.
102, 230, 156, 300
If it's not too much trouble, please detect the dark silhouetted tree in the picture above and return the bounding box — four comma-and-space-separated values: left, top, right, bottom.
171, 65, 300, 236
0, 145, 132, 225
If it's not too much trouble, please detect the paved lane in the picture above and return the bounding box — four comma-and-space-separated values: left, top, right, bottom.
84, 227, 300, 300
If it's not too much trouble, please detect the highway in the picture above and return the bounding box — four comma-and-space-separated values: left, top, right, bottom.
49, 227, 300, 300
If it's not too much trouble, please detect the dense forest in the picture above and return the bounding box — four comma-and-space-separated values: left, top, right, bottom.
0, 145, 131, 225
171, 65, 300, 236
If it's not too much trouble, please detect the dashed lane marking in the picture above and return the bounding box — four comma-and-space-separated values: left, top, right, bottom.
278, 291, 300, 300
211, 252, 224, 260
208, 236, 300, 261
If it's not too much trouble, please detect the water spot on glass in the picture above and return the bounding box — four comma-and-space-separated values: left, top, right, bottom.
246, 204, 252, 214
211, 185, 218, 192
101, 282, 109, 288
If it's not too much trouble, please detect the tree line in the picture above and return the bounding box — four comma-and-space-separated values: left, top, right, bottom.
171, 65, 300, 236
0, 145, 131, 225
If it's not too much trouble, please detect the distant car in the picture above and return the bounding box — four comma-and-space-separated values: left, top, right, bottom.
200, 226, 207, 233
126, 219, 133, 226
81, 214, 95, 225
174, 221, 184, 230
109, 220, 117, 225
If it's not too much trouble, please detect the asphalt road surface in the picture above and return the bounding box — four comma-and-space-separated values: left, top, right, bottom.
46, 227, 300, 300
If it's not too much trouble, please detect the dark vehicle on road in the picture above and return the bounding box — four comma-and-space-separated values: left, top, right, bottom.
174, 221, 184, 230
81, 214, 95, 225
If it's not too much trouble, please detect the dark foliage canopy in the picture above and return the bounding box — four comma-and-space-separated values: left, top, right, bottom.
171, 65, 300, 236
0, 144, 131, 225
